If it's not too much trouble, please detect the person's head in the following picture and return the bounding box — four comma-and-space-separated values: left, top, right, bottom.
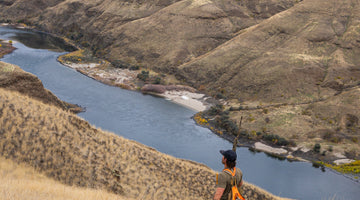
220, 150, 237, 168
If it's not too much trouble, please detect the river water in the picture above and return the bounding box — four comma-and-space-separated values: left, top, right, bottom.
1, 26, 359, 200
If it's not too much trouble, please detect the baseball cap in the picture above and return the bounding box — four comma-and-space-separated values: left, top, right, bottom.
220, 150, 237, 162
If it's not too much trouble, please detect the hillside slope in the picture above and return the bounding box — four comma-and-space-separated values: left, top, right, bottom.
0, 0, 298, 70
176, 0, 360, 160
178, 0, 360, 103
0, 61, 81, 112
0, 157, 131, 200
0, 87, 288, 200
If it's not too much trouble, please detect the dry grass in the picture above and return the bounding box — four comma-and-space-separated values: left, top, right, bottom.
0, 61, 73, 111
0, 157, 130, 200
227, 87, 360, 161
0, 87, 289, 200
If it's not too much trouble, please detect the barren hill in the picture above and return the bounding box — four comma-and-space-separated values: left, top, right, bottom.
0, 0, 298, 70
178, 0, 360, 104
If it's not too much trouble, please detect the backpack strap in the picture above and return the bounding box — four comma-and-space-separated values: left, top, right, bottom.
223, 168, 245, 200
223, 168, 238, 186
223, 168, 236, 177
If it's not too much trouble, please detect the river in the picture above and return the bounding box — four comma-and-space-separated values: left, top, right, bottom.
1, 26, 359, 200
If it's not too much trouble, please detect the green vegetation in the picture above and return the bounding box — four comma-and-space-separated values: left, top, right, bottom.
215, 111, 239, 134
263, 134, 291, 146
315, 160, 360, 175
200, 105, 293, 147
0, 62, 15, 72
112, 60, 130, 69
314, 143, 321, 153
136, 70, 163, 84
137, 70, 150, 82
58, 49, 101, 64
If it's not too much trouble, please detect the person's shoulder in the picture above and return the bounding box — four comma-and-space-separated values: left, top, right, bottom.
236, 167, 243, 176
236, 167, 242, 172
219, 170, 232, 180
219, 170, 229, 177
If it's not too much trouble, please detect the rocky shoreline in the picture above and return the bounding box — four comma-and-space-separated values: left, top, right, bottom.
57, 54, 359, 179
0, 38, 16, 58
192, 112, 359, 181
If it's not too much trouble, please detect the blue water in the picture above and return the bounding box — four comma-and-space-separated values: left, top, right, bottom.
1, 26, 359, 200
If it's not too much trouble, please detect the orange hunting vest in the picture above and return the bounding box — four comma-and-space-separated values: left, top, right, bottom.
223, 168, 245, 200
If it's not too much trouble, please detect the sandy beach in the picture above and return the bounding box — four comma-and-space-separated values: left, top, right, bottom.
160, 90, 209, 112
60, 61, 211, 112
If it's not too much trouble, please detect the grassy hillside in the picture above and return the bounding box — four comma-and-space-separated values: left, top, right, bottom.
0, 61, 82, 113
0, 86, 289, 199
0, 157, 131, 200
178, 0, 360, 103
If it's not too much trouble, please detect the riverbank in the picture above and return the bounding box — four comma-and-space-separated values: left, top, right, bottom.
192, 111, 360, 181
0, 61, 84, 113
0, 38, 16, 58
57, 49, 213, 112
56, 47, 360, 179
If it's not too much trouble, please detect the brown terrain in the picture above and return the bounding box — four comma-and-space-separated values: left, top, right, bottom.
0, 39, 15, 58
0, 61, 82, 113
0, 62, 289, 199
0, 0, 359, 187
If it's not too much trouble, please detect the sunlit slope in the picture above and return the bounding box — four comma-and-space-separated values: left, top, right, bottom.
0, 157, 132, 200
0, 61, 81, 112
0, 0, 298, 71
0, 61, 68, 109
0, 87, 289, 199
178, 0, 360, 103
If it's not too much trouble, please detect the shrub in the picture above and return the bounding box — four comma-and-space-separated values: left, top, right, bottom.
229, 106, 239, 111
129, 65, 140, 70
301, 109, 312, 116
314, 143, 321, 153
351, 137, 358, 143
265, 117, 270, 123
263, 134, 290, 146
330, 136, 341, 143
137, 70, 149, 82
216, 93, 226, 99
328, 145, 333, 152
248, 117, 255, 122
215, 114, 238, 135
80, 40, 89, 48
206, 104, 223, 116
263, 108, 269, 114
153, 76, 161, 84
112, 60, 129, 69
